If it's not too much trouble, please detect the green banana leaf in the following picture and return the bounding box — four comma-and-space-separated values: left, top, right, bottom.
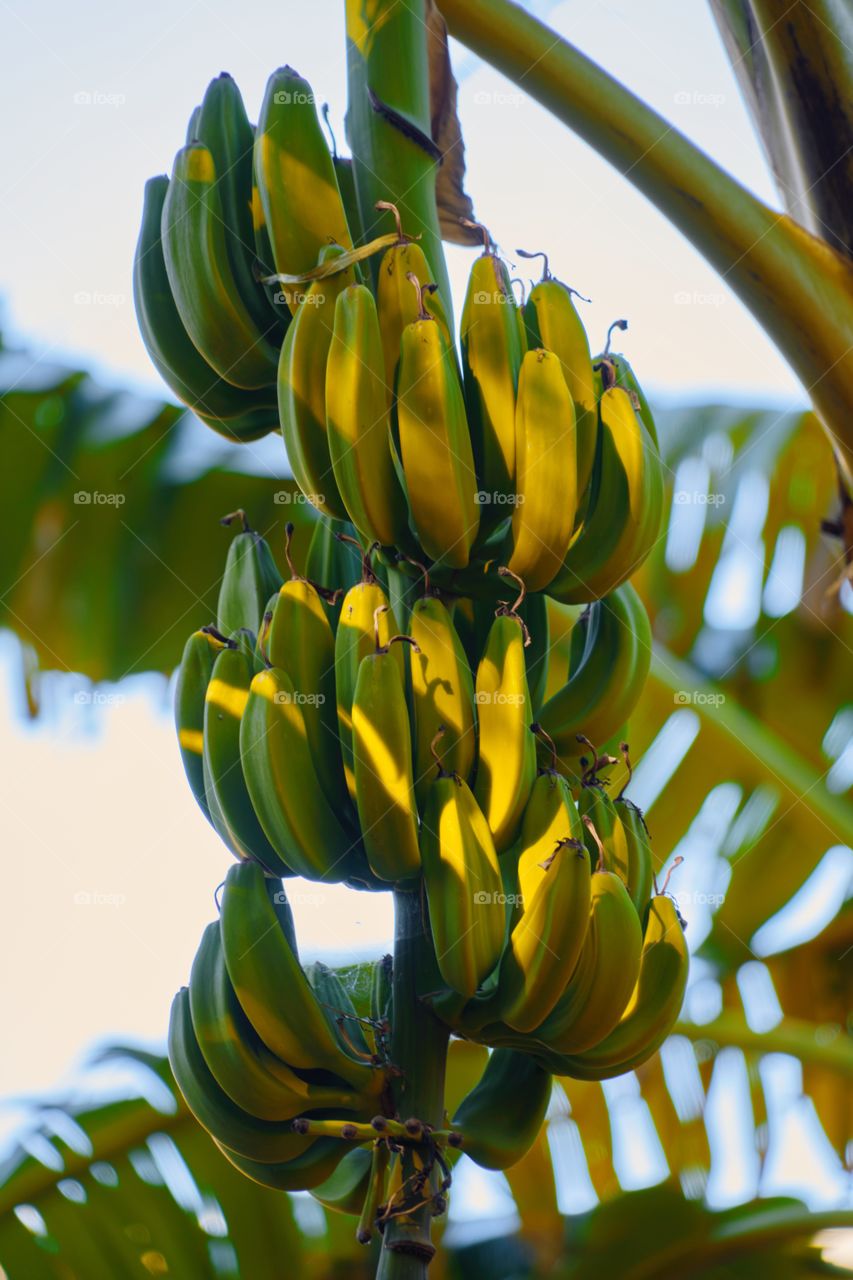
0, 343, 318, 689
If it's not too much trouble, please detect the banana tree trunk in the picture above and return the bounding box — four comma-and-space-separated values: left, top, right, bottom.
437, 0, 853, 492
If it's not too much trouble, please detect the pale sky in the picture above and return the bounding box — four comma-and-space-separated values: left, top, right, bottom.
0, 0, 837, 1215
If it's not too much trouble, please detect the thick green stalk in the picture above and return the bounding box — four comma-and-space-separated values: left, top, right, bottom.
345, 0, 453, 315
438, 0, 853, 488
376, 888, 450, 1280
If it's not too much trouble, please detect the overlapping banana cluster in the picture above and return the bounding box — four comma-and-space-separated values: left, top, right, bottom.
134, 68, 665, 602
155, 60, 685, 1227
171, 856, 553, 1212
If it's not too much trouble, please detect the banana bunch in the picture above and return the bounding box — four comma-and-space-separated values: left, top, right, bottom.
421, 741, 689, 1081
151, 56, 690, 1242
137, 72, 663, 604
170, 862, 390, 1191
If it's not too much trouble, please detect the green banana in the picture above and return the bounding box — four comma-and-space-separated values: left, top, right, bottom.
548, 382, 665, 604
578, 780, 631, 886
459, 229, 526, 514
505, 347, 577, 591
594, 320, 658, 446
240, 665, 366, 883
214, 1136, 350, 1191
397, 282, 480, 568
450, 1049, 552, 1170
188, 922, 364, 1121
304, 517, 362, 612
614, 756, 655, 916
216, 510, 283, 639
409, 589, 476, 807
195, 73, 284, 339
169, 987, 321, 1162
277, 248, 353, 518
310, 1146, 373, 1215
219, 861, 382, 1089
254, 66, 352, 286
161, 143, 278, 388
495, 769, 591, 1032
305, 961, 373, 1062
521, 253, 597, 501
473, 602, 537, 852
420, 731, 505, 998
133, 176, 277, 437
375, 213, 454, 396
352, 615, 421, 882
335, 558, 404, 804
266, 528, 349, 812
202, 641, 290, 875
174, 627, 228, 823
325, 282, 411, 547
532, 868, 643, 1054
552, 894, 689, 1079
537, 582, 651, 766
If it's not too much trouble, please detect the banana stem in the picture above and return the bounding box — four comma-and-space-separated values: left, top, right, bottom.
438, 0, 853, 489
376, 889, 450, 1279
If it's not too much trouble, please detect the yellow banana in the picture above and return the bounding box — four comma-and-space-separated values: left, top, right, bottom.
532, 868, 643, 1054
459, 225, 526, 514
277, 248, 354, 519
554, 894, 689, 1079
334, 546, 404, 804
266, 524, 349, 812
239, 665, 367, 884
409, 585, 476, 807
325, 282, 412, 548
495, 766, 591, 1033
421, 731, 504, 998
520, 251, 597, 501
397, 279, 480, 568
352, 608, 421, 882
473, 589, 537, 852
548, 381, 665, 605
506, 348, 577, 591
593, 319, 659, 446
254, 66, 352, 288
374, 203, 454, 397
